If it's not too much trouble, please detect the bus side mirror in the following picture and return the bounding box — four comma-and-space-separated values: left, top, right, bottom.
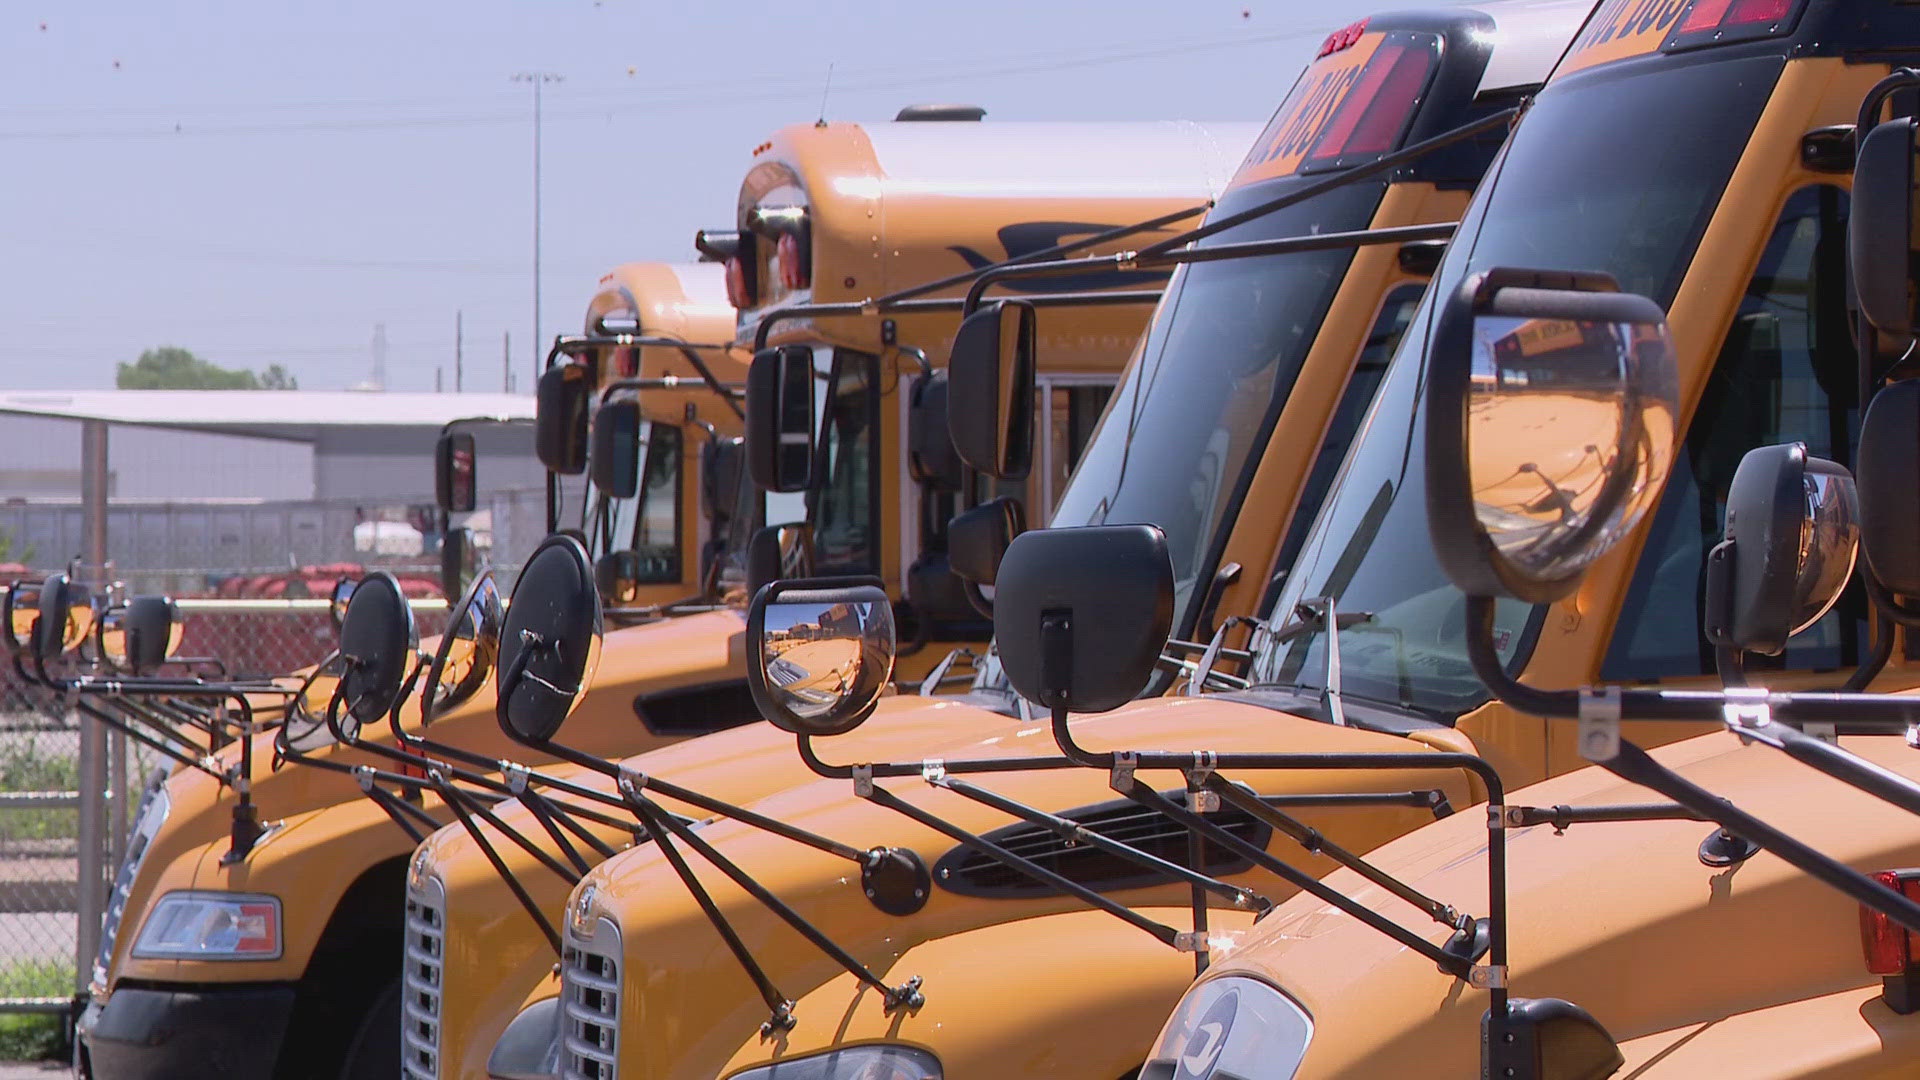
703, 437, 746, 524
4, 580, 43, 658
949, 300, 1036, 480
435, 431, 477, 514
747, 522, 815, 599
1483, 998, 1622, 1080
1424, 268, 1680, 603
745, 577, 894, 737
535, 364, 592, 475
33, 574, 95, 664
589, 398, 642, 499
106, 596, 182, 675
746, 345, 816, 493
1704, 443, 1858, 657
594, 551, 639, 605
333, 571, 418, 739
440, 527, 476, 601
496, 535, 602, 746
1857, 379, 1920, 597
1851, 117, 1920, 337
422, 570, 501, 723
908, 371, 963, 492
328, 577, 355, 634
993, 525, 1172, 713
948, 496, 1026, 587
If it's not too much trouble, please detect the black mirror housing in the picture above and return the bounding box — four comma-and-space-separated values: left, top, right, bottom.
992, 525, 1172, 713
1856, 378, 1920, 595
1425, 268, 1679, 604
535, 364, 592, 475
589, 398, 643, 499
440, 527, 474, 601
497, 535, 603, 746
435, 431, 477, 514
334, 572, 418, 730
948, 300, 1036, 480
747, 522, 815, 600
908, 372, 963, 492
746, 345, 817, 493
1851, 117, 1919, 338
948, 496, 1026, 586
1704, 443, 1858, 657
1482, 998, 1622, 1080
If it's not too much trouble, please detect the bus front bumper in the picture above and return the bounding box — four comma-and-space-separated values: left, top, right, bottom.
75, 984, 294, 1079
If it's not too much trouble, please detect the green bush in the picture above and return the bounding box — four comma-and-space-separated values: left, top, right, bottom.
0, 960, 72, 1060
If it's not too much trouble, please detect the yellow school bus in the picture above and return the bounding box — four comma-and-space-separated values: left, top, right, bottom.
400, 112, 1258, 1080
1142, 0, 1920, 1075
430, 9, 1612, 1080
73, 261, 747, 1080
77, 112, 1255, 1080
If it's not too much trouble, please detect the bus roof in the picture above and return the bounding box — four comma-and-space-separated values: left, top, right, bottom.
585, 262, 735, 347
1465, 0, 1594, 93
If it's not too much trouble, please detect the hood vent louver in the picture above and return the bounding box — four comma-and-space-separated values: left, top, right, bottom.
933, 792, 1271, 898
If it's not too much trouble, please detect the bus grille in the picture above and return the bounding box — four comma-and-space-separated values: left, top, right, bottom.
401, 875, 446, 1080
561, 917, 621, 1080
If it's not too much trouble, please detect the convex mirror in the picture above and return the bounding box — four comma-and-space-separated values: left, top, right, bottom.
746, 345, 816, 493
535, 363, 592, 475
496, 535, 602, 745
948, 299, 1036, 480
422, 570, 502, 723
948, 496, 1026, 587
1426, 268, 1679, 604
440, 527, 477, 602
1704, 443, 1857, 657
745, 577, 895, 736
98, 596, 183, 675
1850, 116, 1920, 338
589, 398, 642, 499
332, 572, 418, 738
594, 551, 641, 605
435, 431, 477, 514
328, 577, 355, 634
993, 525, 1173, 713
3, 580, 43, 658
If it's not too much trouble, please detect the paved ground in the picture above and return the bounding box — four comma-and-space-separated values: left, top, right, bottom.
0, 1058, 64, 1078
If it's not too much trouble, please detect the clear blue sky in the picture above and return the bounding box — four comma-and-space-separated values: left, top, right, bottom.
0, 0, 1395, 393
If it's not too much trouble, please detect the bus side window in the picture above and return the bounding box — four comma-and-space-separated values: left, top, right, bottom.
810, 350, 881, 576
1602, 184, 1858, 680
1262, 283, 1424, 615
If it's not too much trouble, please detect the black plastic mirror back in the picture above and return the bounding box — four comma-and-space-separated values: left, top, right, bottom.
993, 525, 1172, 713
435, 431, 478, 514
1857, 379, 1920, 594
497, 535, 602, 745
1851, 118, 1919, 338
535, 364, 592, 475
588, 398, 643, 499
908, 371, 963, 492
1705, 443, 1858, 656
336, 572, 416, 726
948, 496, 1027, 586
746, 345, 817, 493
124, 595, 178, 674
948, 300, 1036, 480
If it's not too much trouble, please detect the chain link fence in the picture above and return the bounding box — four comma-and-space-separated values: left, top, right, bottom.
0, 599, 450, 1027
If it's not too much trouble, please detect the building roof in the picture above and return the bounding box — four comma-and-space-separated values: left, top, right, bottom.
0, 390, 536, 441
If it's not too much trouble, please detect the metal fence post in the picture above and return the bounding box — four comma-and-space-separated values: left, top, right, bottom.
74, 419, 109, 996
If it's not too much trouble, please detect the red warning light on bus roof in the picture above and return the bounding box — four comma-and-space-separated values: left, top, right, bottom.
1319, 19, 1368, 57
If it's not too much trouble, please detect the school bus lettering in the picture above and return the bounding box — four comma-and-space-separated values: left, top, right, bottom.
1558, 0, 1689, 76
1232, 31, 1384, 186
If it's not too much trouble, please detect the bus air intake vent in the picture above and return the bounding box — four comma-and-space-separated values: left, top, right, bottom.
400, 874, 446, 1080
561, 917, 622, 1080
932, 792, 1273, 899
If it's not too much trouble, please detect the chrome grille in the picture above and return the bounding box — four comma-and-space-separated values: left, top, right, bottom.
401, 874, 446, 1080
561, 916, 621, 1080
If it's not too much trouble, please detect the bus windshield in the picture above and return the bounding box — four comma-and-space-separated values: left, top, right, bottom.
1047, 178, 1387, 634
597, 417, 685, 586
1249, 52, 1783, 718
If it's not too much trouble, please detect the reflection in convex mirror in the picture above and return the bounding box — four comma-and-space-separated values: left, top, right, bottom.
328, 572, 418, 741
97, 596, 185, 675
422, 569, 502, 724
1439, 280, 1678, 604
1705, 442, 1860, 660
746, 579, 895, 737
3, 580, 43, 657
328, 577, 355, 634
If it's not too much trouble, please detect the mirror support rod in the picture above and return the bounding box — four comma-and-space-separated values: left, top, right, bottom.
72, 699, 223, 783
433, 772, 564, 957
962, 222, 1457, 315
749, 288, 1165, 351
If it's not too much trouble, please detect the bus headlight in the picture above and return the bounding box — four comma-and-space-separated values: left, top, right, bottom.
1142, 976, 1313, 1080
487, 997, 561, 1080
130, 891, 282, 960
725, 1046, 940, 1080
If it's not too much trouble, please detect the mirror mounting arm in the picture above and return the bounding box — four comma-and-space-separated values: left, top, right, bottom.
433, 772, 565, 957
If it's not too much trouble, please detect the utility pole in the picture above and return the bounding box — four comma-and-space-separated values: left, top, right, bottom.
455, 309, 464, 392
512, 71, 562, 388
371, 323, 388, 391
503, 329, 513, 393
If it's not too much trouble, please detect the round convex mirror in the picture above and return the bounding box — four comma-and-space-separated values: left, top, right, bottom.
421, 570, 502, 723
497, 535, 602, 745
1431, 273, 1679, 604
3, 581, 43, 658
334, 572, 418, 737
34, 575, 96, 662
98, 596, 182, 675
1712, 443, 1859, 655
746, 581, 895, 736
